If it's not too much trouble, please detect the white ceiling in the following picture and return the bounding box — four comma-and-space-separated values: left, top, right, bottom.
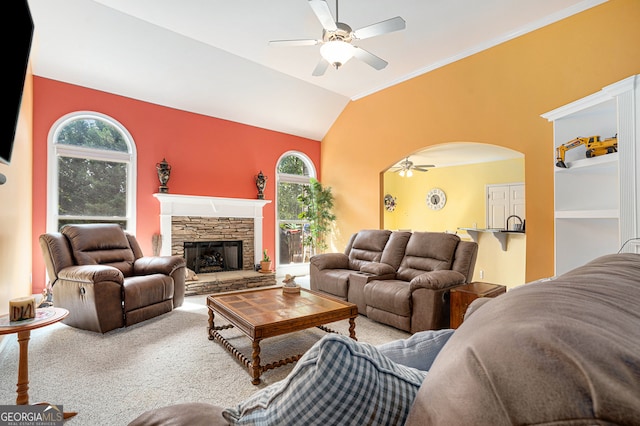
403, 142, 523, 171
26, 0, 605, 166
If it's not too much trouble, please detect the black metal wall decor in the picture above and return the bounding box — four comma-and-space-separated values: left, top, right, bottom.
255, 170, 267, 199
156, 158, 171, 193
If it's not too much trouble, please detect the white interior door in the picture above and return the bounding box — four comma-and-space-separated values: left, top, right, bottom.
487, 185, 509, 229
510, 184, 526, 219
487, 183, 525, 229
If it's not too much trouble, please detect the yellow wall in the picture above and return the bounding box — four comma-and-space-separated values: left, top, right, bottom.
0, 65, 33, 315
322, 0, 640, 281
384, 157, 524, 232
384, 157, 525, 287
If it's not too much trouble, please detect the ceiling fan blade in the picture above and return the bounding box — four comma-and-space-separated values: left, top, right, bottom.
414, 164, 435, 168
312, 58, 329, 76
308, 0, 337, 32
353, 47, 388, 70
269, 39, 320, 47
353, 16, 406, 40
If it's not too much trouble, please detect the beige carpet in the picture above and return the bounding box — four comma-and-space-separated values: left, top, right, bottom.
0, 294, 409, 425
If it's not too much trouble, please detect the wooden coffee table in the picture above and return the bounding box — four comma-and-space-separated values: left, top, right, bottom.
207, 287, 358, 384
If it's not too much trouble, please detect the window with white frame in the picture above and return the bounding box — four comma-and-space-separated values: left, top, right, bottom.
48, 112, 136, 232
276, 152, 316, 271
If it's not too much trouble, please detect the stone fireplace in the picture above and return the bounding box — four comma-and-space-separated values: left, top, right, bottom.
154, 194, 275, 295
170, 216, 255, 271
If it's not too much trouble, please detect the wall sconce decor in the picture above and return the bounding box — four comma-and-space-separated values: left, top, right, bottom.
384, 194, 397, 212
156, 158, 171, 193
255, 170, 267, 199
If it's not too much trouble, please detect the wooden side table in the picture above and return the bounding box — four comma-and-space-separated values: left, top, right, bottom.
450, 282, 506, 329
0, 307, 68, 405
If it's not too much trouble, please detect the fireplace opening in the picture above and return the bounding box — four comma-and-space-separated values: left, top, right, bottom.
184, 240, 243, 274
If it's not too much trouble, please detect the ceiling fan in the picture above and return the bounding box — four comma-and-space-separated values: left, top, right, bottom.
389, 157, 435, 177
269, 0, 406, 76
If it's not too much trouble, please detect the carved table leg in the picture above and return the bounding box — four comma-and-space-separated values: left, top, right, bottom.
348, 317, 357, 341
208, 309, 215, 340
15, 329, 77, 418
16, 330, 30, 405
251, 340, 262, 385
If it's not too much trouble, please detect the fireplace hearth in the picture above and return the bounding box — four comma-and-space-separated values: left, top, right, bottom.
154, 194, 276, 294
184, 240, 243, 274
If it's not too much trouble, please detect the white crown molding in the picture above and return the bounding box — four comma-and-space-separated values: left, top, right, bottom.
542, 74, 637, 121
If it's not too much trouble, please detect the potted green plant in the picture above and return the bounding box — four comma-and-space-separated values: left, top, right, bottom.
297, 177, 336, 257
260, 249, 272, 273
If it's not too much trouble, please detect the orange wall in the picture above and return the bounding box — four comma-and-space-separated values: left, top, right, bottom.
321, 0, 640, 281
31, 77, 320, 293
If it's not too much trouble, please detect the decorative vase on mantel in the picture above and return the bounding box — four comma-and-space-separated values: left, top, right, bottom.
156, 158, 171, 193
255, 170, 267, 200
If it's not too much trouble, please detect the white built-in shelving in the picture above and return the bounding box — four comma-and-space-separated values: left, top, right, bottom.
542, 75, 639, 276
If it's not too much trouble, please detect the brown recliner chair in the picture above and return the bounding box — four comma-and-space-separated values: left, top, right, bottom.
39, 223, 186, 333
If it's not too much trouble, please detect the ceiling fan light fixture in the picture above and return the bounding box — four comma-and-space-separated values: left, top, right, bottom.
406, 169, 413, 177
320, 40, 354, 69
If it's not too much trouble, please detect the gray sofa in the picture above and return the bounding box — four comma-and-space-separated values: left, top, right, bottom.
310, 229, 478, 332
129, 253, 640, 425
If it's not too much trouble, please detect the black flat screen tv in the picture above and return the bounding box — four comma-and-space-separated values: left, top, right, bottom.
2, 0, 34, 166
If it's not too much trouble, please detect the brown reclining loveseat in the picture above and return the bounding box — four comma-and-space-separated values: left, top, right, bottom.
39, 223, 186, 333
310, 229, 477, 333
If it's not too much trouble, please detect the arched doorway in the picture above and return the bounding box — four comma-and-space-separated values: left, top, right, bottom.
382, 142, 527, 288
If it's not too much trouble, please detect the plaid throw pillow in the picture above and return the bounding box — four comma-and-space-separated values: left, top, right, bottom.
223, 334, 427, 425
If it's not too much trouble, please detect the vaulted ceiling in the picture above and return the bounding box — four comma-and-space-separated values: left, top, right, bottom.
27, 0, 604, 148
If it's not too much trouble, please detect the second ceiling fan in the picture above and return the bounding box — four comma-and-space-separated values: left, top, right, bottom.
390, 157, 435, 177
269, 0, 406, 76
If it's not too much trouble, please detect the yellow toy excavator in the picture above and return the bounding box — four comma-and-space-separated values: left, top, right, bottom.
555, 135, 617, 168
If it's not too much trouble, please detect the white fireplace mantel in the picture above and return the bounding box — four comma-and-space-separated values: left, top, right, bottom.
153, 193, 271, 262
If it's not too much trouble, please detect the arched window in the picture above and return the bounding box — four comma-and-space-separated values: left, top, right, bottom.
47, 112, 136, 232
276, 152, 316, 275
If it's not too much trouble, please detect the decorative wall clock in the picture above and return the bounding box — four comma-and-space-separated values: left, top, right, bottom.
384, 194, 397, 212
426, 188, 446, 210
